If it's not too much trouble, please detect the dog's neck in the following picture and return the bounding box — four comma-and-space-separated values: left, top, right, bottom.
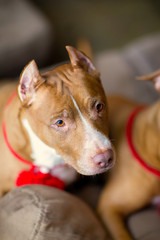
132, 102, 160, 170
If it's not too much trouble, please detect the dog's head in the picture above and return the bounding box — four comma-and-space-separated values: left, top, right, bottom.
18, 46, 115, 175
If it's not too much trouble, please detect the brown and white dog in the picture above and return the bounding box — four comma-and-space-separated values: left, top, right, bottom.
98, 70, 160, 240
0, 46, 115, 196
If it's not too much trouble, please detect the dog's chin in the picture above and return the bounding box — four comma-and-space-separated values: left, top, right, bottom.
63, 155, 115, 176
75, 163, 115, 176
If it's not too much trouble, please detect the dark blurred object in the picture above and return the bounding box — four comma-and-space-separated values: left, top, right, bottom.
0, 0, 53, 78
32, 0, 160, 62
150, 0, 160, 14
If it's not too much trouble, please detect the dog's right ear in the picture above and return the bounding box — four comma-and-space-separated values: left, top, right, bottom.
137, 69, 160, 92
18, 60, 45, 106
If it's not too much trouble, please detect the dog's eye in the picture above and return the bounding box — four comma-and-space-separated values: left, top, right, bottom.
55, 120, 65, 127
96, 103, 103, 113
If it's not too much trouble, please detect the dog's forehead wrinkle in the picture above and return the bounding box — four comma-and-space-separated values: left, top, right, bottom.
47, 66, 75, 85
43, 64, 100, 91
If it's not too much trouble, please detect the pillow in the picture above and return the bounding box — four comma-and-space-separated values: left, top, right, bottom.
0, 185, 107, 240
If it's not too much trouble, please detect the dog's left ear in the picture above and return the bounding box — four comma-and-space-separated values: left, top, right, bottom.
66, 46, 99, 77
137, 69, 160, 92
18, 60, 45, 106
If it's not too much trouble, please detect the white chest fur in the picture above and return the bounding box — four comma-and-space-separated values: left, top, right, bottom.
22, 119, 77, 185
22, 119, 64, 172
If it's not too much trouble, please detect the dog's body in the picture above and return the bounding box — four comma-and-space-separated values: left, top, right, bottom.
98, 72, 160, 240
0, 46, 115, 196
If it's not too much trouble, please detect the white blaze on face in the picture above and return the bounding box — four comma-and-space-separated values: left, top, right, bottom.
70, 95, 112, 173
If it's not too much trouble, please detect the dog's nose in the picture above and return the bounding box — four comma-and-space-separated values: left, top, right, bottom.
93, 149, 114, 168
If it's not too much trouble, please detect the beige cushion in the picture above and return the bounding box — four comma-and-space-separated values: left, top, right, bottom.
0, 185, 107, 240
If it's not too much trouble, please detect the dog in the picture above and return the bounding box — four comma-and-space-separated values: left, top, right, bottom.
0, 46, 115, 196
98, 69, 160, 240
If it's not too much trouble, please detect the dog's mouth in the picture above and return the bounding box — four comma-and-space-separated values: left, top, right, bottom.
79, 160, 115, 176
55, 147, 115, 176
73, 150, 115, 176
95, 159, 115, 174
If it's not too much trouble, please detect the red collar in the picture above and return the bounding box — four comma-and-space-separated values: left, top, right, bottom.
2, 92, 65, 189
126, 106, 160, 178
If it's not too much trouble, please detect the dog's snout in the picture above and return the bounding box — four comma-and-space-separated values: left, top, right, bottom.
93, 149, 114, 168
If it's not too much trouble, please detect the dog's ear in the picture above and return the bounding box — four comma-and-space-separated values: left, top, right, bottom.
18, 60, 45, 106
137, 69, 160, 92
66, 46, 99, 77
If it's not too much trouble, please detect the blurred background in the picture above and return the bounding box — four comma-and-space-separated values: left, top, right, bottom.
1, 0, 160, 78
32, 0, 160, 60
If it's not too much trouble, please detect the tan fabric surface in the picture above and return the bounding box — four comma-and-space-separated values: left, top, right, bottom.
0, 185, 107, 240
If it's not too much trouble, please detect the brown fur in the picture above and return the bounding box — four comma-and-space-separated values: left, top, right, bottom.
0, 46, 114, 196
98, 72, 160, 240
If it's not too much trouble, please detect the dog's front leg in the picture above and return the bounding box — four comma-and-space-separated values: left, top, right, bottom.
97, 175, 153, 240
98, 199, 133, 240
